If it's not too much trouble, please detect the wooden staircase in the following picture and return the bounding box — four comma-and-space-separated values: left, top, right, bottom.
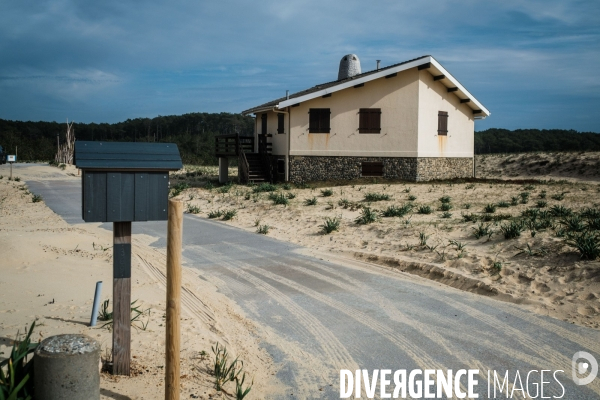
214, 133, 273, 184
245, 153, 270, 183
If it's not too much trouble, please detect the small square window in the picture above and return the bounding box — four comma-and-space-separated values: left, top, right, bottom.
309, 108, 330, 133
361, 162, 383, 177
359, 108, 381, 133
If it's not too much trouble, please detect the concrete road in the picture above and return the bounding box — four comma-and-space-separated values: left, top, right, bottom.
19, 168, 600, 399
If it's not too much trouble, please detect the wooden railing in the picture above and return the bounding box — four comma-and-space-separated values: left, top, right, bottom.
215, 134, 254, 157
238, 140, 250, 184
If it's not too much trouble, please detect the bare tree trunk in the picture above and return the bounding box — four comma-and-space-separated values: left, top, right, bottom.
55, 119, 75, 164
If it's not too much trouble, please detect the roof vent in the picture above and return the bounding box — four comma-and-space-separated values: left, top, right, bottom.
338, 54, 361, 80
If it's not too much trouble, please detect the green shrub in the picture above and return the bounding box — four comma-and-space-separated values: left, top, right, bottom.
364, 192, 390, 202
418, 232, 430, 246
321, 188, 334, 197
484, 203, 497, 213
355, 207, 378, 224
536, 200, 547, 208
407, 195, 417, 201
550, 205, 572, 217
269, 193, 289, 206
170, 182, 189, 197
417, 205, 432, 214
463, 203, 471, 209
581, 207, 600, 220
31, 194, 43, 203
441, 211, 452, 219
561, 215, 586, 233
208, 210, 223, 219
481, 213, 512, 222
520, 192, 530, 204
0, 321, 37, 399
472, 223, 493, 239
186, 204, 201, 214
320, 216, 341, 234
381, 204, 412, 218
282, 183, 292, 190
256, 225, 270, 234
439, 203, 452, 211
14, 177, 21, 182
510, 196, 519, 206
539, 190, 547, 199
462, 213, 479, 223
497, 201, 510, 208
304, 197, 317, 206
252, 183, 277, 193
500, 220, 525, 239
566, 232, 600, 260
587, 217, 600, 231
439, 195, 451, 204
217, 183, 233, 194
338, 198, 351, 208
551, 193, 565, 201
286, 192, 296, 199
222, 209, 237, 220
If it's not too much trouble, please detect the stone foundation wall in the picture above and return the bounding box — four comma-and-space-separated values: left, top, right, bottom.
416, 157, 474, 181
288, 156, 473, 183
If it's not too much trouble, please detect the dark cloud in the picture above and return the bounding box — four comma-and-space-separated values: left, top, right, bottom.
0, 0, 598, 130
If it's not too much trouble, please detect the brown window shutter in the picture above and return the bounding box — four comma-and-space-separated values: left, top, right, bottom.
359, 108, 381, 133
438, 111, 448, 135
261, 113, 267, 135
309, 108, 330, 133
277, 113, 284, 134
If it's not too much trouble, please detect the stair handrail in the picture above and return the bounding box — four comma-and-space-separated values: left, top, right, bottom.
237, 133, 250, 184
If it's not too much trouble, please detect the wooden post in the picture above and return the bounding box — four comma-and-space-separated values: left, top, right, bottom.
113, 221, 132, 376
166, 200, 183, 400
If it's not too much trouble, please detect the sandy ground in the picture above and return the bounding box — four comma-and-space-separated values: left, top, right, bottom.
173, 155, 600, 332
475, 151, 600, 183
0, 164, 277, 399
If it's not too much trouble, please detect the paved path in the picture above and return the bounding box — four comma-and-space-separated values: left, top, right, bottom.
21, 168, 600, 399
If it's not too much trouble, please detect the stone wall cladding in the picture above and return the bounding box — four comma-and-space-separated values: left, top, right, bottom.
416, 157, 473, 181
289, 156, 473, 183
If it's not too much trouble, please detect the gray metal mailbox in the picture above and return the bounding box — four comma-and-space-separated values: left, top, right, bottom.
74, 140, 182, 377
74, 141, 182, 222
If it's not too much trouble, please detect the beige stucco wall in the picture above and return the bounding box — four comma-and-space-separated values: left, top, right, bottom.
254, 67, 475, 159
417, 70, 474, 158
256, 111, 288, 155
287, 68, 420, 157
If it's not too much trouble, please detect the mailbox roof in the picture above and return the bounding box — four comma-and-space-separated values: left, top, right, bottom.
74, 141, 182, 170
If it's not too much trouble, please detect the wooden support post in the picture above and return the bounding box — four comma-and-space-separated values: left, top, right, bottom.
165, 200, 183, 400
113, 221, 132, 376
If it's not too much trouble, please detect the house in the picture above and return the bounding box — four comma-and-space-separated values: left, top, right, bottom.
221, 54, 490, 184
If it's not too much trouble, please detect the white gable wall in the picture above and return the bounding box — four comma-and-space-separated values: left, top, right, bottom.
417, 70, 474, 158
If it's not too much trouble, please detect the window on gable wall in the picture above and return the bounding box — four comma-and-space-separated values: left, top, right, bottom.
261, 113, 267, 135
309, 108, 330, 133
277, 113, 285, 134
359, 108, 381, 133
438, 111, 448, 136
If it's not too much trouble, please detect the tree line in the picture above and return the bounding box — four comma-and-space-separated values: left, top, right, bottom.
1, 114, 598, 162
474, 128, 600, 154
0, 112, 254, 164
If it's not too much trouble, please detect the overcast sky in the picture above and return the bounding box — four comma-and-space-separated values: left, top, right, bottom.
1, 0, 599, 131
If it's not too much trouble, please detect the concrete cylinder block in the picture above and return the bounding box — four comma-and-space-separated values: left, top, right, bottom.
34, 334, 101, 400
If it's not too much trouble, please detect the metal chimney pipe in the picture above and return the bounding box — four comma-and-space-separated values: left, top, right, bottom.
286, 90, 289, 99
376, 60, 381, 70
